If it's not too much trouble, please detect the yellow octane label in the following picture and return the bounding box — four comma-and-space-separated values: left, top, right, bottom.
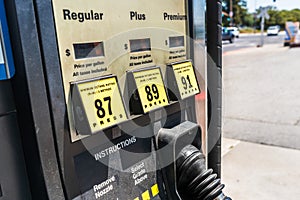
77, 77, 127, 133
172, 61, 200, 99
133, 68, 169, 113
142, 190, 150, 200
151, 184, 159, 197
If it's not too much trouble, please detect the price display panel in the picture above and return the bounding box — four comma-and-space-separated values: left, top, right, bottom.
75, 76, 127, 133
171, 61, 200, 99
73, 42, 105, 59
133, 67, 169, 113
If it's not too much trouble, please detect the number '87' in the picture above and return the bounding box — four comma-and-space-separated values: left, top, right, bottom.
94, 97, 112, 118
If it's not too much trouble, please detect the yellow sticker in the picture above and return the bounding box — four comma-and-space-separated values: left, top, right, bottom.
133, 68, 169, 113
141, 190, 150, 200
77, 76, 127, 133
151, 184, 159, 197
172, 61, 200, 99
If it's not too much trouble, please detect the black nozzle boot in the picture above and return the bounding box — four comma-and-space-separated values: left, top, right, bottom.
176, 145, 232, 200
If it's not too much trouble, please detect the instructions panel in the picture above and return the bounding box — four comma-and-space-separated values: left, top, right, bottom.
73, 135, 161, 200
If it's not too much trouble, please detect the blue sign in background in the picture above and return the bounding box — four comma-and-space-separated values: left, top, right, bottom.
0, 0, 15, 80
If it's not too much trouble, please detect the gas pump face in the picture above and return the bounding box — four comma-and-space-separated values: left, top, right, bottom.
51, 0, 206, 199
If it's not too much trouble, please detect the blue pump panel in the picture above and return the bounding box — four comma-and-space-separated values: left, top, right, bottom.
0, 0, 15, 80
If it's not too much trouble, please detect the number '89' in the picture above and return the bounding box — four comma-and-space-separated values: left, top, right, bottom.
145, 84, 159, 101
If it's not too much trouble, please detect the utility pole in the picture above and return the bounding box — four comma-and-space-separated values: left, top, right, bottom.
229, 0, 233, 26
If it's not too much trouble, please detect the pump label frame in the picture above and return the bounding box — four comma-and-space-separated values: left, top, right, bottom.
170, 61, 200, 99
132, 67, 169, 113
73, 76, 128, 133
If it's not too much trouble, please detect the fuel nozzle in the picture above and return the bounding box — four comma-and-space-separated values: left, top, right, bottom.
176, 145, 232, 200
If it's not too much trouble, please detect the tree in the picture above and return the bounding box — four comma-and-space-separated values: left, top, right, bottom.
266, 8, 300, 29
222, 1, 300, 29
243, 12, 255, 27
222, 0, 249, 26
266, 9, 279, 27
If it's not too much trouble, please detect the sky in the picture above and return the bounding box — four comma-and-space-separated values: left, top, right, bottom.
247, 0, 300, 12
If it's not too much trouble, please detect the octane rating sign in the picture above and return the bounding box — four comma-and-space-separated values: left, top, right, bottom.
77, 76, 127, 133
172, 61, 200, 99
133, 67, 169, 113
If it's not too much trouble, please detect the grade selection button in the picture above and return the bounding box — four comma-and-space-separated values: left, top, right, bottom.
168, 61, 200, 100
73, 76, 128, 134
141, 190, 150, 200
151, 184, 159, 197
131, 183, 160, 200
132, 67, 169, 113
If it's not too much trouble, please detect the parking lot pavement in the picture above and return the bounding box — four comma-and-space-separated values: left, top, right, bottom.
222, 44, 300, 199
223, 44, 300, 149
222, 138, 300, 199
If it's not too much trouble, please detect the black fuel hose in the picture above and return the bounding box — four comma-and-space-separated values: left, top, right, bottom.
176, 145, 232, 200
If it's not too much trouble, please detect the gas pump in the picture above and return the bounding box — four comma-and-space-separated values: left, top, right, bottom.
0, 0, 31, 199
2, 0, 229, 199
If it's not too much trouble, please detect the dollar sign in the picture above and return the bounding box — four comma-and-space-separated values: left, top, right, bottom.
65, 49, 71, 56
124, 44, 128, 50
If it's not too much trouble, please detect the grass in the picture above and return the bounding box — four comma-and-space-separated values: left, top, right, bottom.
239, 27, 258, 33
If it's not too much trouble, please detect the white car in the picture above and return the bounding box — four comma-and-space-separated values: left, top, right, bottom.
227, 27, 240, 38
267, 25, 280, 36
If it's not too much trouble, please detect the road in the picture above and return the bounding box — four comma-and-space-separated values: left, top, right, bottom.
222, 32, 300, 150
222, 31, 286, 53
